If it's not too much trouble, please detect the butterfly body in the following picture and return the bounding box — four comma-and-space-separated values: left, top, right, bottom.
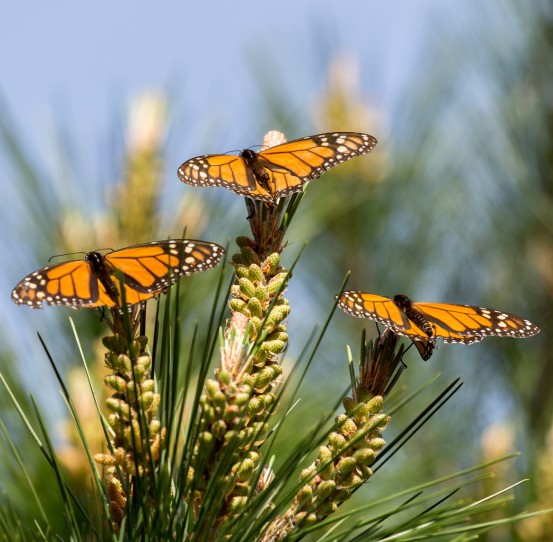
240, 148, 271, 187
338, 291, 540, 359
12, 240, 224, 309
85, 250, 120, 304
391, 294, 434, 338
178, 132, 377, 202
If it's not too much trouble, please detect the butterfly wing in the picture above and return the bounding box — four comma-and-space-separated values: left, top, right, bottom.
177, 154, 272, 200
338, 291, 430, 339
414, 302, 540, 343
11, 259, 105, 308
257, 132, 377, 199
104, 239, 225, 305
411, 337, 435, 361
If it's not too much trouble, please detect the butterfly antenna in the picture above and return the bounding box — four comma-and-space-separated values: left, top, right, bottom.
49, 247, 117, 262
48, 251, 87, 262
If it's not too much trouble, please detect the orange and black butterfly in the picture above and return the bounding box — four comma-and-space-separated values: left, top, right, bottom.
338, 291, 540, 361
12, 239, 224, 309
177, 132, 377, 203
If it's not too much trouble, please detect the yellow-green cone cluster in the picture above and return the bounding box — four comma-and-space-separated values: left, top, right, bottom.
189, 311, 279, 524
192, 374, 267, 519
104, 466, 127, 533
186, 236, 291, 527
263, 395, 388, 539
229, 236, 289, 373
94, 333, 166, 530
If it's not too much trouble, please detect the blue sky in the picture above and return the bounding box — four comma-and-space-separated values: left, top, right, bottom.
0, 1, 443, 160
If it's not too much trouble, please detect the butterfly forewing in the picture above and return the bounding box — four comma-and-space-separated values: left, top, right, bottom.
261, 132, 377, 182
258, 137, 337, 181
106, 240, 224, 295
338, 291, 428, 338
178, 154, 259, 195
12, 260, 100, 308
106, 243, 179, 292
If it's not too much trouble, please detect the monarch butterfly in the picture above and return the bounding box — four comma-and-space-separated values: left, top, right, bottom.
177, 132, 377, 202
12, 239, 224, 309
338, 291, 540, 360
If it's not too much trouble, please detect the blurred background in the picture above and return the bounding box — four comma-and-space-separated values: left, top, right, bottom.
1, 1, 552, 539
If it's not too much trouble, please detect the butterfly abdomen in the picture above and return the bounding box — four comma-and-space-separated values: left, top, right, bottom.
392, 294, 433, 337
86, 251, 120, 304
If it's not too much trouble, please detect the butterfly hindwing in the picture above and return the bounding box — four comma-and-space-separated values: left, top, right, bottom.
411, 337, 435, 361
